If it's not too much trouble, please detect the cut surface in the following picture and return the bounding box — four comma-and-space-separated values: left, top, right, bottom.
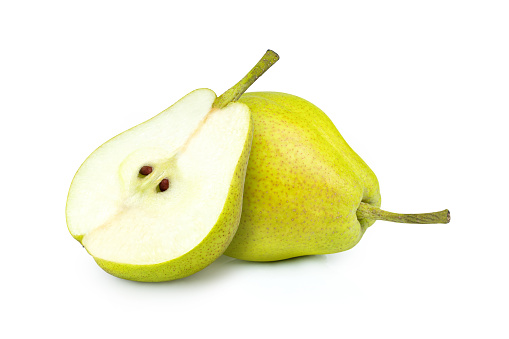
66, 89, 251, 265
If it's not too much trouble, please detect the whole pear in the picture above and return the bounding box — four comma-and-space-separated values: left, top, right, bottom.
224, 91, 449, 261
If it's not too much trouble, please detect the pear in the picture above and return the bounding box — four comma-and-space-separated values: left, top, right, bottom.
224, 92, 450, 261
66, 51, 279, 281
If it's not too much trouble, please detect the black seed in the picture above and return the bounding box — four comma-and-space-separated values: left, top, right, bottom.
139, 166, 153, 175
159, 179, 170, 192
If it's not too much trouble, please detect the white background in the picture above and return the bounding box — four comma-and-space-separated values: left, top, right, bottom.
1, 1, 508, 338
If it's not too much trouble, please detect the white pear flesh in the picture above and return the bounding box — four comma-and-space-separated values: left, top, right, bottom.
66, 89, 252, 281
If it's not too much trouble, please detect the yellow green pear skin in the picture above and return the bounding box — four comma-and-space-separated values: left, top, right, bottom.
224, 92, 381, 261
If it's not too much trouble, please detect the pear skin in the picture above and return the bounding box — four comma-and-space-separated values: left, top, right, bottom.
224, 92, 381, 261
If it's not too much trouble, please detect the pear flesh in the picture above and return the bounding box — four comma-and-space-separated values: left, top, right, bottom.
224, 92, 381, 261
66, 89, 253, 281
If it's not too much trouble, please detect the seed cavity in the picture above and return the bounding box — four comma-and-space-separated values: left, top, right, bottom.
159, 178, 170, 192
139, 166, 153, 175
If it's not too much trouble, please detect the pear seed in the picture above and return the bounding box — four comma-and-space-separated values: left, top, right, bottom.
159, 179, 170, 192
139, 166, 153, 175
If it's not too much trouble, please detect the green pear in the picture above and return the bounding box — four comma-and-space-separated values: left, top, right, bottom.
223, 91, 450, 262
66, 51, 279, 281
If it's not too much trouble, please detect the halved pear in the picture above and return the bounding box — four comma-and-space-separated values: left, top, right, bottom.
66, 89, 253, 281
66, 50, 279, 281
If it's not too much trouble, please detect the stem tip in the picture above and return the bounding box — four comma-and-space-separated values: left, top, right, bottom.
213, 50, 279, 108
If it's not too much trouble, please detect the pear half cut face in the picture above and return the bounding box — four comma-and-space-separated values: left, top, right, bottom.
66, 89, 252, 281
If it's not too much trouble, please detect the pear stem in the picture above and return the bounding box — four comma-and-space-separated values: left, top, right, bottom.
212, 50, 279, 109
357, 202, 450, 224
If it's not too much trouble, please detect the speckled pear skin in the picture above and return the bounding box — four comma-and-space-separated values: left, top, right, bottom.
224, 92, 381, 261
93, 115, 253, 282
